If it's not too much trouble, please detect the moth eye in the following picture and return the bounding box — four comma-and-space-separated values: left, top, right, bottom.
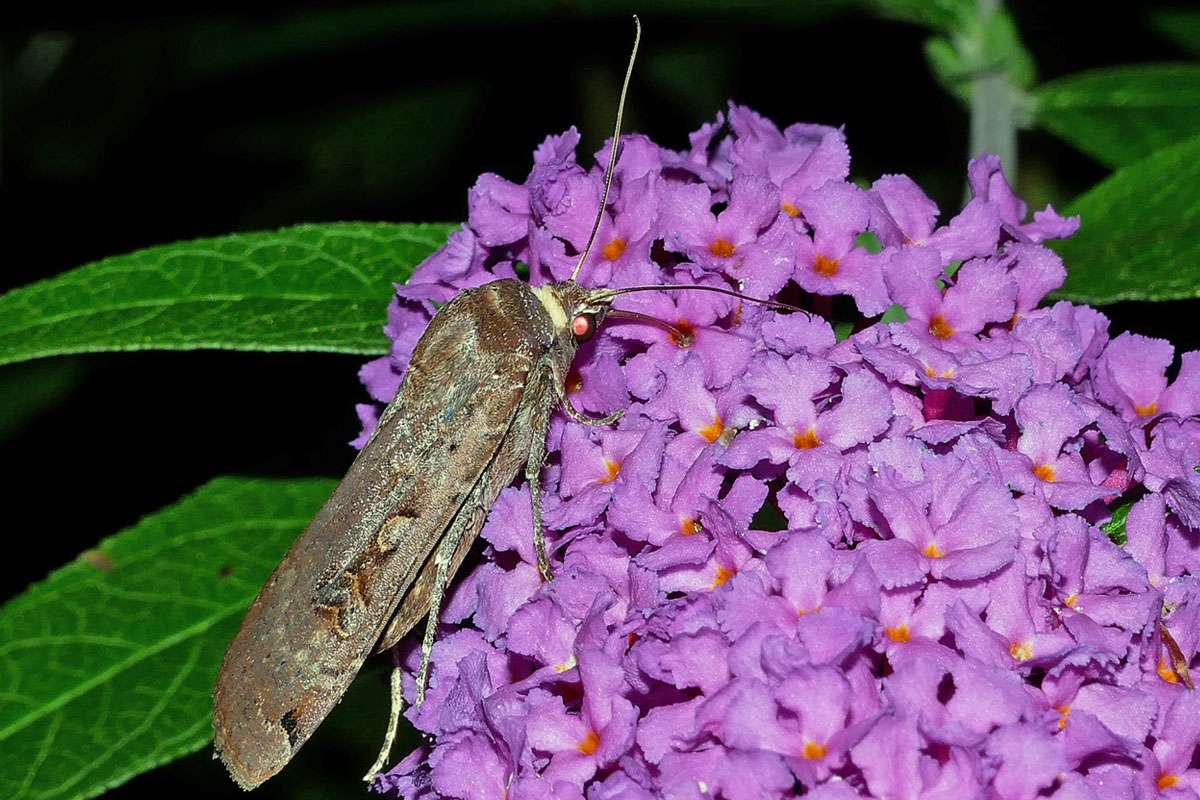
571, 313, 596, 342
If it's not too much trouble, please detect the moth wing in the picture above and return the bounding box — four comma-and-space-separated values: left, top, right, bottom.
375, 359, 556, 652
213, 281, 546, 789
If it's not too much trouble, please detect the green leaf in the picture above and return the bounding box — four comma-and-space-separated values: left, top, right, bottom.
1035, 64, 1200, 167
1053, 134, 1200, 304
1148, 9, 1200, 57
0, 477, 335, 800
0, 222, 455, 367
1102, 501, 1132, 547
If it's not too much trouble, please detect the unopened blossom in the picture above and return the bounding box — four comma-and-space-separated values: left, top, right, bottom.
359, 103, 1200, 800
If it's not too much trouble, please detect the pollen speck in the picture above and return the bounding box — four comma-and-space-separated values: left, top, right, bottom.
699, 416, 725, 443
566, 368, 583, 394
709, 238, 736, 258
1135, 402, 1159, 417
928, 313, 955, 340
885, 625, 911, 643
553, 656, 576, 673
793, 427, 821, 449
597, 458, 621, 484
802, 741, 828, 760
781, 202, 801, 218
1010, 641, 1033, 661
922, 543, 944, 559
578, 730, 600, 755
813, 254, 840, 277
602, 237, 627, 261
1064, 593, 1079, 608
1034, 463, 1057, 482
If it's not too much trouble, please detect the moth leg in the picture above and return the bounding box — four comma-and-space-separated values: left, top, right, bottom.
562, 395, 625, 427
553, 363, 625, 427
362, 661, 405, 783
527, 442, 554, 583
415, 527, 462, 705
523, 363, 559, 583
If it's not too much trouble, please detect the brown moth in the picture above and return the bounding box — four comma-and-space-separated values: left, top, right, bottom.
213, 16, 804, 789
212, 19, 643, 790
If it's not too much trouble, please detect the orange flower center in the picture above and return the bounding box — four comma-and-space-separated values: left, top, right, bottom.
1158, 657, 1180, 684
813, 254, 840, 277
597, 458, 621, 484
928, 314, 955, 340
793, 427, 821, 449
781, 201, 801, 218
885, 625, 911, 643
802, 741, 828, 760
1034, 463, 1057, 483
1064, 593, 1079, 608
681, 517, 702, 536
578, 730, 600, 755
922, 543, 944, 559
712, 565, 734, 588
1055, 705, 1071, 730
699, 417, 725, 443
1010, 641, 1033, 661
1159, 774, 1181, 791
602, 237, 627, 261
669, 319, 696, 349
708, 238, 736, 258
1135, 402, 1159, 417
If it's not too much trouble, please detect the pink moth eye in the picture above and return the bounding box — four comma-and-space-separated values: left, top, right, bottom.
572, 313, 596, 342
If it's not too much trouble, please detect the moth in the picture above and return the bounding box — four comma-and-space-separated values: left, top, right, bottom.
212, 16, 800, 789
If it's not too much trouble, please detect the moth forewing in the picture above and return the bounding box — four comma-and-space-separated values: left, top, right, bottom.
375, 356, 562, 653
215, 15, 644, 788
213, 280, 561, 789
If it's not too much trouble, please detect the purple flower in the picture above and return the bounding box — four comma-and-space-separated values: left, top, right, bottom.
1092, 333, 1200, 423
869, 173, 1000, 263
968, 154, 1080, 243
885, 247, 1018, 351
792, 180, 891, 315
859, 452, 1020, 585
720, 354, 893, 492
365, 107, 1199, 800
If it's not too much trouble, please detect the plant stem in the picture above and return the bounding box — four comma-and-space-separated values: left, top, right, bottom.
969, 0, 1017, 180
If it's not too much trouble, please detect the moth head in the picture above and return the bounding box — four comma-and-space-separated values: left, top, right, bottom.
540, 280, 615, 345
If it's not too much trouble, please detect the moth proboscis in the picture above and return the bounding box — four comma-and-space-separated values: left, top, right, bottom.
212, 15, 806, 790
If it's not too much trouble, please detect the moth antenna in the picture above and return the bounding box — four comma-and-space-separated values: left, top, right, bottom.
595, 283, 809, 315
570, 14, 642, 283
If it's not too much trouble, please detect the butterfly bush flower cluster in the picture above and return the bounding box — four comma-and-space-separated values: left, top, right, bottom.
356, 104, 1200, 799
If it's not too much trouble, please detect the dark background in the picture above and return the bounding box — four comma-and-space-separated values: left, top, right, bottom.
3, 2, 1197, 798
